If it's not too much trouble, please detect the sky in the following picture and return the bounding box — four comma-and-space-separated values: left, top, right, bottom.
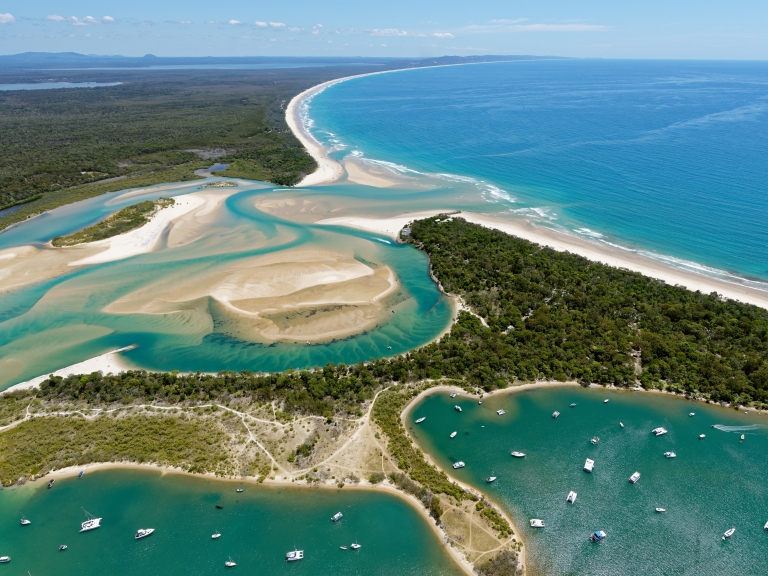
1, 1, 767, 59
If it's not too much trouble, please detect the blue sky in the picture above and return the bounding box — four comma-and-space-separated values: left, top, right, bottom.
1, 1, 766, 59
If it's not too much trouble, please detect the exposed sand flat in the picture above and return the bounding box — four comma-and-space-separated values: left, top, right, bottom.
104, 248, 399, 343
316, 210, 453, 238
165, 189, 236, 248
0, 243, 103, 292
343, 158, 400, 188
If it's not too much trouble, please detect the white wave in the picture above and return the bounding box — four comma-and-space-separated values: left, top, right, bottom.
370, 237, 392, 244
576, 228, 604, 239
713, 424, 764, 433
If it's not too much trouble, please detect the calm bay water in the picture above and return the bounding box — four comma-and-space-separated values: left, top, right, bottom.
307, 60, 768, 286
409, 387, 768, 575
0, 469, 461, 575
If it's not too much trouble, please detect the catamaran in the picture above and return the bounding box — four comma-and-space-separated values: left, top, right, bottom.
80, 509, 102, 532
664, 452, 676, 459
584, 459, 594, 473
722, 527, 736, 540
530, 519, 545, 528
511, 451, 525, 458
652, 427, 668, 436
135, 528, 154, 540
454, 405, 462, 412
496, 409, 505, 416
567, 491, 577, 504
453, 461, 465, 469
629, 471, 641, 484
350, 543, 361, 550
331, 512, 343, 522
286, 549, 304, 562
415, 417, 426, 423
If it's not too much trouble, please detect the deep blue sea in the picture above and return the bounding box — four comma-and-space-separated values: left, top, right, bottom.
307, 60, 768, 287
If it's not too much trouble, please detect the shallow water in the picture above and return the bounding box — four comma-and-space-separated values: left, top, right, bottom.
0, 469, 462, 575
409, 387, 768, 575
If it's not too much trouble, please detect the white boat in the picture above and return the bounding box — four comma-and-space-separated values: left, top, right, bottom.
135, 528, 154, 540
453, 461, 465, 469
604, 399, 609, 403
20, 516, 31, 526
450, 392, 457, 398
722, 527, 736, 540
764, 521, 768, 531
699, 434, 706, 439
584, 458, 594, 473
740, 434, 745, 441
664, 452, 676, 459
225, 556, 237, 567
415, 417, 426, 424
236, 488, 243, 493
212, 532, 221, 539
590, 530, 607, 542
350, 543, 361, 550
590, 437, 599, 445
340, 545, 348, 550
656, 508, 666, 513
478, 400, 482, 404
567, 491, 577, 504
552, 411, 560, 419
570, 403, 577, 407
530, 519, 545, 528
80, 509, 102, 532
620, 422, 624, 428
0, 557, 10, 563
486, 476, 497, 483
652, 427, 668, 436
511, 451, 526, 458
454, 405, 462, 412
450, 431, 457, 438
59, 545, 67, 551
629, 471, 641, 484
331, 512, 343, 522
496, 409, 505, 416
286, 549, 304, 562
689, 412, 695, 417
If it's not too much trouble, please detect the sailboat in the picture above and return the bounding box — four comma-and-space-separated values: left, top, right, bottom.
20, 515, 31, 526
80, 509, 102, 532
212, 530, 221, 539
225, 556, 237, 567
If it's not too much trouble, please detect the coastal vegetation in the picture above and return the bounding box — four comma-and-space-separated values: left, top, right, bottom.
51, 198, 174, 246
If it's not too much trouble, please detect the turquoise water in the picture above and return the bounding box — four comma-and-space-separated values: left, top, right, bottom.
307, 60, 768, 287
409, 387, 768, 575
0, 469, 461, 575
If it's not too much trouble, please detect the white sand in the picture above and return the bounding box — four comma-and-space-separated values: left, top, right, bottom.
3, 346, 134, 394
69, 194, 206, 266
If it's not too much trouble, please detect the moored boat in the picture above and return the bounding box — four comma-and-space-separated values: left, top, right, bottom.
486, 476, 497, 483
699, 434, 706, 439
530, 519, 544, 528
20, 516, 31, 526
590, 437, 599, 445
77, 471, 84, 479
689, 412, 695, 417
0, 557, 10, 563
604, 399, 609, 403
511, 451, 525, 458
59, 545, 67, 551
764, 520, 768, 531
453, 461, 465, 469
552, 411, 560, 419
570, 403, 577, 407
286, 549, 304, 562
722, 527, 736, 540
216, 504, 223, 509
340, 545, 348, 550
664, 452, 676, 459
135, 528, 154, 540
454, 405, 462, 412
212, 531, 221, 539
629, 471, 641, 484
496, 409, 505, 416
450, 431, 457, 438
80, 509, 102, 532
740, 434, 745, 441
331, 512, 343, 522
620, 422, 624, 428
590, 530, 607, 542
584, 458, 594, 473
567, 491, 577, 504
236, 488, 243, 493
415, 417, 426, 423
225, 556, 236, 567
350, 543, 361, 550
48, 479, 55, 489
450, 392, 457, 398
652, 427, 668, 436
656, 508, 666, 513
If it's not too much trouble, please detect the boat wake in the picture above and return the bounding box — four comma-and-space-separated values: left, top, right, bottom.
712, 424, 764, 433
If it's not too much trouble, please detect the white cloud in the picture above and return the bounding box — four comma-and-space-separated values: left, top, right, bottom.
371, 28, 408, 37
311, 30, 319, 35
255, 21, 267, 27
269, 22, 285, 28
287, 26, 303, 32
46, 15, 115, 26
0, 13, 14, 24
103, 16, 115, 23
314, 23, 323, 28
467, 20, 609, 33
228, 19, 242, 25
46, 14, 66, 22
180, 20, 192, 25
206, 20, 219, 25
432, 32, 455, 38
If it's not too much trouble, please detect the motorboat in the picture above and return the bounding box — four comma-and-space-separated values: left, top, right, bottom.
20, 516, 31, 526
552, 411, 560, 419
583, 459, 594, 473
331, 512, 343, 522
59, 545, 67, 551
590, 530, 607, 542
689, 412, 695, 417
567, 491, 577, 504
135, 528, 155, 540
453, 461, 465, 469
511, 452, 526, 458
590, 437, 599, 445
77, 471, 84, 479
530, 519, 544, 528
212, 532, 221, 539
722, 527, 736, 540
286, 549, 304, 562
478, 400, 483, 405
340, 545, 348, 550
415, 417, 426, 424
620, 422, 624, 428
225, 557, 237, 567
570, 403, 577, 407
496, 409, 505, 416
486, 476, 497, 483
450, 392, 457, 398
652, 427, 668, 436
216, 504, 224, 509
450, 431, 457, 438
80, 509, 102, 532
0, 557, 9, 563
764, 521, 768, 531
48, 479, 55, 489
740, 434, 745, 441
629, 471, 641, 484
699, 434, 706, 439
603, 399, 609, 403
655, 508, 666, 513
664, 452, 676, 459
454, 405, 462, 412
236, 488, 243, 493
350, 543, 361, 550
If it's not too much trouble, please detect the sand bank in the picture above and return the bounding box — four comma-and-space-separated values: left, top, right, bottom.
343, 158, 401, 188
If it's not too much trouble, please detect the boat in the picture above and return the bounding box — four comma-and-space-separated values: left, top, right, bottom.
236, 488, 243, 493
212, 532, 221, 539
454, 405, 462, 412
331, 512, 343, 522
450, 392, 457, 398
722, 527, 736, 540
530, 519, 545, 528
699, 434, 706, 439
20, 516, 31, 526
511, 451, 526, 458
135, 528, 154, 540
48, 479, 55, 489
570, 403, 577, 407
655, 508, 666, 513
590, 437, 599, 445
478, 400, 483, 405
77, 471, 84, 479
225, 557, 237, 567
764, 521, 768, 531
740, 434, 745, 441
450, 431, 457, 438
689, 412, 695, 417
652, 427, 668, 436
620, 422, 624, 428
0, 557, 10, 563
453, 461, 465, 469
552, 411, 560, 419
286, 549, 304, 562
664, 452, 676, 459
59, 545, 67, 551
350, 543, 361, 550
629, 471, 641, 484
486, 476, 497, 483
80, 509, 102, 532
583, 458, 594, 473
216, 504, 224, 509
567, 491, 577, 504
496, 409, 505, 416
415, 417, 426, 424
590, 530, 607, 542
340, 545, 348, 550
604, 399, 609, 403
